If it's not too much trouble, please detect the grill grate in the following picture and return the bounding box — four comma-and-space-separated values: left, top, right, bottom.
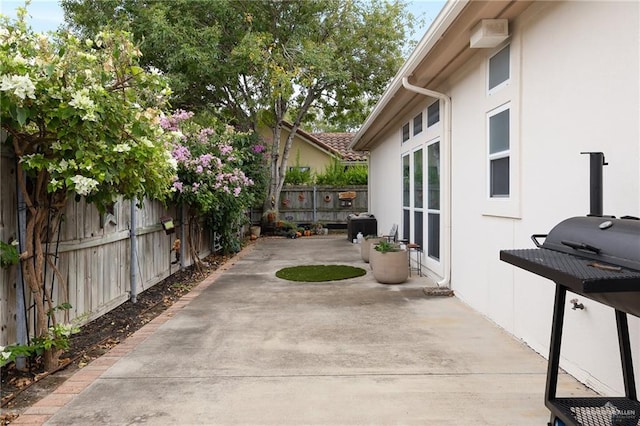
551, 397, 640, 426
506, 249, 640, 281
500, 249, 640, 293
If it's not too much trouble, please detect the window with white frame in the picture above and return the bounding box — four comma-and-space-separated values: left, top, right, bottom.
413, 149, 423, 247
427, 141, 440, 260
401, 123, 410, 143
401, 149, 424, 248
488, 105, 510, 198
402, 154, 410, 242
413, 112, 423, 136
488, 44, 510, 91
427, 101, 440, 127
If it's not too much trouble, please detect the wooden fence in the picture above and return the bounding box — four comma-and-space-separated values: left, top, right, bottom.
267, 185, 369, 226
1, 148, 210, 348
1, 154, 368, 348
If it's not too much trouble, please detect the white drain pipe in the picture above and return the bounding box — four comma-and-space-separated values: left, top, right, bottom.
401, 77, 451, 289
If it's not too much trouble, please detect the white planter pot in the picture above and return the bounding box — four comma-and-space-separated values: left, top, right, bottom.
361, 237, 382, 263
370, 248, 409, 284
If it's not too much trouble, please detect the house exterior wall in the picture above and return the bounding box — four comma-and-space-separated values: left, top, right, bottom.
258, 127, 337, 176
367, 0, 639, 395
368, 125, 403, 234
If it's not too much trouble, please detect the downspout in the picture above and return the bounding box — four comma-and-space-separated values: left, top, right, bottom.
129, 198, 137, 303
401, 77, 451, 289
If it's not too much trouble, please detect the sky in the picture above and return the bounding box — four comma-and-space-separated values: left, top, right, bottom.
1, 0, 446, 38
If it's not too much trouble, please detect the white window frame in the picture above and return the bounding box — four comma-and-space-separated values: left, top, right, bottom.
413, 112, 423, 136
482, 39, 520, 219
487, 44, 511, 95
487, 103, 510, 199
427, 100, 440, 128
401, 122, 410, 143
425, 138, 442, 270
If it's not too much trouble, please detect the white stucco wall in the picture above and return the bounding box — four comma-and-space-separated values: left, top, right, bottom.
367, 0, 639, 395
368, 125, 404, 235
451, 0, 640, 395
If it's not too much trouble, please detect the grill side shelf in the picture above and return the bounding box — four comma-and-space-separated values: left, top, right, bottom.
500, 249, 640, 294
548, 397, 640, 426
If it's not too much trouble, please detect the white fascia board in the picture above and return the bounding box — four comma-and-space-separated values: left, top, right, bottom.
350, 0, 468, 150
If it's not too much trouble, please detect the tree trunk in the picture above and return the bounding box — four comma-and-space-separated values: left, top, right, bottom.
264, 122, 283, 213
263, 89, 319, 215
17, 165, 66, 371
187, 213, 203, 274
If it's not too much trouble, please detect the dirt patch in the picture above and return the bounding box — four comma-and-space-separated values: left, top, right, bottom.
1, 250, 237, 425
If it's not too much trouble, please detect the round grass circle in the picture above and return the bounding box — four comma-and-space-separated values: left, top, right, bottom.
276, 264, 367, 282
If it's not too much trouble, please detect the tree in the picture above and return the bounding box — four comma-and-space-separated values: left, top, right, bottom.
61, 0, 249, 119
62, 0, 414, 215
232, 0, 412, 213
0, 8, 176, 370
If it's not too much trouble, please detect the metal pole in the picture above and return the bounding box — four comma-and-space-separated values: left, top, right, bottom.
545, 284, 567, 403
15, 168, 27, 370
129, 197, 137, 303
616, 309, 637, 400
180, 204, 186, 269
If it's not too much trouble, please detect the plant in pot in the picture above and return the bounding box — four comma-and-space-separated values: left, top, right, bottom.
361, 235, 382, 263
370, 240, 409, 284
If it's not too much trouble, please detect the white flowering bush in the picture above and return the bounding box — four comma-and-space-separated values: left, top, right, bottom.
0, 7, 176, 370
0, 320, 81, 368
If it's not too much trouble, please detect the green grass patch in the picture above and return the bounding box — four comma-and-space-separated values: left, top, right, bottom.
276, 265, 367, 282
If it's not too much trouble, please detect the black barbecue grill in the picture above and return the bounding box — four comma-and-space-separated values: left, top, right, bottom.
500, 153, 640, 426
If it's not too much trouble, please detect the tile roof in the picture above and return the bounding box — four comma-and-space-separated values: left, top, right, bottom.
312, 132, 367, 162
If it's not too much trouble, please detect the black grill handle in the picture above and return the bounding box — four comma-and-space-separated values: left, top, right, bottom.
531, 234, 547, 248
561, 240, 601, 254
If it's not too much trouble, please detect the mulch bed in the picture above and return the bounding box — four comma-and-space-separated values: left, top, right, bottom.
1, 251, 234, 425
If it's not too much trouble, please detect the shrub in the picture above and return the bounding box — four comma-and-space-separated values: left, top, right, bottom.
315, 158, 368, 185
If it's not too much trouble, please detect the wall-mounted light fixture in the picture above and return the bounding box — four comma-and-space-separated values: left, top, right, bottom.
160, 216, 175, 235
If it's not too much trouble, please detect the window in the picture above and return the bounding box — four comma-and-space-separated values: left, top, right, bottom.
427, 101, 440, 127
413, 150, 423, 209
288, 166, 310, 172
402, 154, 411, 242
402, 155, 410, 207
488, 106, 510, 197
401, 123, 410, 143
401, 149, 424, 246
427, 142, 440, 260
484, 42, 519, 218
413, 112, 423, 136
488, 44, 510, 91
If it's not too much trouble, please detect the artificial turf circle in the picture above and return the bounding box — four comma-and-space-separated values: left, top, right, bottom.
275, 264, 367, 282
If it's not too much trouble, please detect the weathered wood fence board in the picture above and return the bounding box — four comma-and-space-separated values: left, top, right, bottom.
277, 185, 368, 225
1, 146, 19, 347
1, 148, 211, 347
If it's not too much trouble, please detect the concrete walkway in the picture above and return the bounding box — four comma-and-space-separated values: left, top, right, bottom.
18, 236, 594, 425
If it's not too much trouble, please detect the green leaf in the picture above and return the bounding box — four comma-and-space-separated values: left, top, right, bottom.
16, 107, 28, 126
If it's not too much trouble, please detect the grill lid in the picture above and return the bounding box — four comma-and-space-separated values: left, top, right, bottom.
540, 216, 640, 272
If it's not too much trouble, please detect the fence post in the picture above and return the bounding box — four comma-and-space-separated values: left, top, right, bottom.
179, 204, 186, 269
129, 198, 137, 303
15, 168, 27, 370
313, 185, 317, 223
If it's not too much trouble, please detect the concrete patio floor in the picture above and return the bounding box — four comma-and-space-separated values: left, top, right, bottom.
18, 235, 596, 425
